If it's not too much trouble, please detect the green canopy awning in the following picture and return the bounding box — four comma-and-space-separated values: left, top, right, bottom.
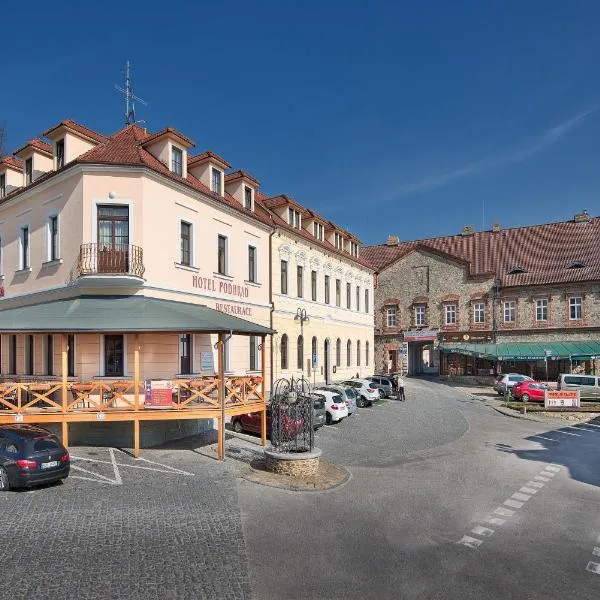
440, 340, 600, 361
0, 295, 273, 335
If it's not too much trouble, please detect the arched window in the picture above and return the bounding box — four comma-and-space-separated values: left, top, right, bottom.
311, 336, 317, 368
357, 340, 361, 366
297, 335, 304, 370
336, 338, 341, 367
347, 340, 351, 367
281, 334, 288, 370
365, 341, 370, 366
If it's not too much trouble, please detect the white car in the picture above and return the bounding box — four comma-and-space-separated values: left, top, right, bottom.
339, 379, 380, 407
313, 390, 349, 424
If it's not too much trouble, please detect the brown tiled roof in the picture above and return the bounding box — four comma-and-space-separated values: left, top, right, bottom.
0, 156, 22, 170
262, 194, 308, 213
224, 169, 260, 187
188, 150, 231, 169
139, 127, 195, 148
362, 217, 600, 287
42, 119, 107, 143
13, 139, 52, 157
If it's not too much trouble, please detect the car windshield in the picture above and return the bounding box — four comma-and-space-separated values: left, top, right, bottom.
332, 394, 343, 404
344, 388, 357, 398
32, 438, 61, 452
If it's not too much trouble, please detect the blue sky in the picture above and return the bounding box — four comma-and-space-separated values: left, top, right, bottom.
3, 0, 600, 244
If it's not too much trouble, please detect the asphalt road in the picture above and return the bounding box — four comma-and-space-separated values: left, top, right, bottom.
2, 378, 599, 599
240, 378, 600, 599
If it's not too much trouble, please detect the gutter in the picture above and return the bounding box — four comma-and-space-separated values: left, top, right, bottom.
269, 222, 275, 394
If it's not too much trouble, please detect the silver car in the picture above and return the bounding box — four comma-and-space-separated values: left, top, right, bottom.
339, 379, 380, 407
315, 385, 357, 415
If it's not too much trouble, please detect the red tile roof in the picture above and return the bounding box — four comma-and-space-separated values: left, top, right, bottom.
0, 156, 22, 170
188, 150, 231, 169
42, 119, 107, 144
361, 217, 600, 287
224, 169, 260, 187
139, 127, 195, 148
13, 139, 52, 157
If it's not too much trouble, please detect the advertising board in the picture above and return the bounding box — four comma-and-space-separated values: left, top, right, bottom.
544, 389, 580, 408
144, 380, 174, 408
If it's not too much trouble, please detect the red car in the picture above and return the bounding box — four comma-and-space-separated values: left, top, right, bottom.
511, 381, 548, 402
230, 407, 304, 438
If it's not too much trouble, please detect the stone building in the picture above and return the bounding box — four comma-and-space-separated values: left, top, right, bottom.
362, 213, 600, 379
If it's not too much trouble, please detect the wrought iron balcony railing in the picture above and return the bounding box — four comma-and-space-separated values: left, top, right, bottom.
77, 243, 145, 278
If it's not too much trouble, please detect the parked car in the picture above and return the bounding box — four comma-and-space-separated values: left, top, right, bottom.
231, 405, 306, 437
493, 373, 534, 396
339, 379, 380, 407
369, 376, 396, 398
0, 424, 70, 491
313, 390, 349, 424
311, 394, 326, 429
511, 381, 548, 402
557, 374, 600, 401
315, 385, 357, 415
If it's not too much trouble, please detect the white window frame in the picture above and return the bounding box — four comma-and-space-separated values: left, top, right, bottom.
386, 307, 397, 327
569, 296, 582, 320
46, 212, 60, 263
473, 302, 485, 324
217, 234, 229, 276
247, 243, 258, 283
415, 305, 426, 326
99, 334, 128, 377
19, 224, 31, 271
535, 298, 548, 322
0, 173, 6, 198
91, 198, 134, 245
171, 145, 184, 176
0, 235, 3, 277
444, 304, 457, 325
243, 186, 254, 211
503, 300, 516, 323
249, 336, 261, 372
211, 167, 223, 195
178, 219, 195, 267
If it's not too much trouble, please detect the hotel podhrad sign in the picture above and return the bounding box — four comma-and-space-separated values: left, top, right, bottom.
192, 275, 252, 317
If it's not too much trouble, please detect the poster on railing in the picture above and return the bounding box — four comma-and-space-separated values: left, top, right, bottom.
144, 380, 174, 408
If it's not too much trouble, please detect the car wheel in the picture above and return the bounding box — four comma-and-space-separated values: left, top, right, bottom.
497, 390, 504, 396
326, 412, 332, 425
0, 466, 10, 492
232, 419, 243, 433
521, 394, 530, 403
357, 396, 366, 408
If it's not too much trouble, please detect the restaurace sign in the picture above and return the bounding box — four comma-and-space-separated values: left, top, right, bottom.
192, 275, 249, 298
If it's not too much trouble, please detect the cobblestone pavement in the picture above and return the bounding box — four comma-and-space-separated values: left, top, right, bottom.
0, 446, 251, 600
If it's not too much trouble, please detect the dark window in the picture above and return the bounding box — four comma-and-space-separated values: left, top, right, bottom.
336, 338, 341, 367
25, 158, 33, 184
311, 270, 317, 301
356, 286, 360, 311
104, 334, 124, 377
335, 279, 341, 306
366, 341, 369, 366
564, 376, 596, 386
179, 334, 192, 374
297, 265, 303, 298
33, 438, 60, 452
46, 335, 54, 376
25, 335, 34, 375
297, 335, 304, 370
346, 282, 351, 309
97, 205, 129, 273
171, 147, 183, 176
248, 246, 257, 282
49, 215, 59, 261
56, 139, 65, 169
67, 334, 75, 377
218, 235, 227, 275
347, 340, 351, 367
249, 336, 258, 371
211, 168, 222, 194
280, 334, 288, 370
365, 289, 369, 313
0, 174, 5, 198
244, 186, 252, 210
357, 340, 361, 366
324, 275, 330, 304
311, 336, 317, 366
281, 260, 288, 294
21, 226, 30, 269
9, 335, 17, 374
180, 222, 191, 266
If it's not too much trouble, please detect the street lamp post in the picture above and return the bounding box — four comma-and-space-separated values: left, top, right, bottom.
294, 307, 309, 379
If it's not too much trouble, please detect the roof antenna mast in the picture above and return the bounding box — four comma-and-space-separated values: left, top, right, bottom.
115, 60, 147, 126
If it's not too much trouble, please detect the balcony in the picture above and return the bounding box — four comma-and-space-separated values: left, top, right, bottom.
76, 243, 145, 287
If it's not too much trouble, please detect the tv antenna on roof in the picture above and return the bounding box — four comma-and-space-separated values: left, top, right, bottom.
114, 60, 147, 126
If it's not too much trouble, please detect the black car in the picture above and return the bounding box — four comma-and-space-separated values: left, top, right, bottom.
0, 424, 70, 491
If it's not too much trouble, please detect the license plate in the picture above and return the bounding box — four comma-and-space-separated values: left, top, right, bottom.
41, 461, 59, 469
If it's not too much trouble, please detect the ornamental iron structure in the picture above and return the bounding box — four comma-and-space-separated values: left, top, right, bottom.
270, 376, 314, 453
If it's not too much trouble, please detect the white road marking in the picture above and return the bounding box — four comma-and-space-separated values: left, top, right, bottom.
530, 435, 559, 443
457, 535, 483, 549
109, 448, 123, 485
527, 481, 545, 488
520, 486, 538, 495
471, 526, 494, 537
592, 547, 600, 557
495, 507, 515, 517
504, 499, 524, 509
540, 471, 556, 478
511, 493, 531, 502
574, 425, 600, 433
71, 453, 194, 476
545, 465, 561, 472
484, 516, 505, 526
534, 475, 551, 482
132, 455, 195, 476
586, 562, 600, 575
580, 423, 600, 428
554, 429, 580, 437
69, 464, 121, 485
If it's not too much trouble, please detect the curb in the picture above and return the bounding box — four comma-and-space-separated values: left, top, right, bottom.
489, 404, 552, 423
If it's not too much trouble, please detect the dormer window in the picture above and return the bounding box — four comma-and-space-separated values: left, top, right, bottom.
313, 222, 324, 240
288, 208, 301, 229
566, 261, 585, 269
56, 139, 65, 169
244, 186, 253, 210
211, 167, 222, 194
334, 232, 344, 250
350, 241, 358, 257
171, 146, 183, 176
0, 174, 5, 198
25, 158, 33, 184
507, 266, 527, 275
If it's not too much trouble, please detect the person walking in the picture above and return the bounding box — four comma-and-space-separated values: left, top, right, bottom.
397, 375, 405, 401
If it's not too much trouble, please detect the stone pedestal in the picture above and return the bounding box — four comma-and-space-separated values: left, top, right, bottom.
264, 448, 322, 477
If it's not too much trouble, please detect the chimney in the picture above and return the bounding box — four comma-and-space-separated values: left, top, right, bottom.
461, 225, 475, 236
386, 235, 400, 246
574, 209, 590, 223
492, 222, 501, 232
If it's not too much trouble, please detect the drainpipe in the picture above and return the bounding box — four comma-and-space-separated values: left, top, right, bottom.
268, 224, 275, 395
492, 278, 501, 373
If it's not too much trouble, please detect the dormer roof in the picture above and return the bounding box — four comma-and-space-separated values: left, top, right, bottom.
13, 139, 52, 158
262, 194, 307, 214
43, 119, 107, 144
188, 150, 230, 169
224, 169, 260, 187
139, 127, 195, 149
0, 156, 23, 171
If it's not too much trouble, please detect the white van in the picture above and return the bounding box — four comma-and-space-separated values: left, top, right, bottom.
556, 374, 600, 400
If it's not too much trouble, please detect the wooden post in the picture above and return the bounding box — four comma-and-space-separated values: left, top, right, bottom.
134, 334, 140, 411
61, 334, 68, 413
217, 333, 225, 461
62, 422, 69, 448
133, 419, 140, 458
260, 335, 267, 447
